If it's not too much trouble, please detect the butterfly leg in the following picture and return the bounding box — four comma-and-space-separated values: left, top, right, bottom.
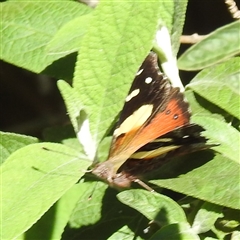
133, 179, 155, 192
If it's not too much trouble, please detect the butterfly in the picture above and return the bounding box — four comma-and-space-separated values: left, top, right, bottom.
91, 52, 209, 190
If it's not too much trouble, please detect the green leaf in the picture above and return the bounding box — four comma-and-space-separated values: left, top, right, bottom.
68, 183, 144, 239
57, 80, 96, 160
192, 115, 240, 162
69, 181, 108, 228
171, 0, 188, 55
190, 80, 239, 119
0, 131, 38, 164
46, 13, 92, 57
1, 142, 91, 240
192, 202, 223, 234
186, 90, 226, 120
117, 190, 187, 225
24, 184, 84, 239
154, 1, 173, 31
73, 0, 162, 143
0, 1, 91, 73
98, 136, 112, 162
178, 21, 240, 70
57, 80, 84, 134
151, 154, 240, 210
150, 223, 200, 240
185, 58, 240, 121
189, 57, 240, 93
108, 225, 143, 240
187, 59, 240, 119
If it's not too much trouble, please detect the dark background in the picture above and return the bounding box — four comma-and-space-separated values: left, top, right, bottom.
0, 0, 237, 138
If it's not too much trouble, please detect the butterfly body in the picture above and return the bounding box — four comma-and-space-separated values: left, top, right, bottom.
92, 161, 135, 189
92, 52, 208, 189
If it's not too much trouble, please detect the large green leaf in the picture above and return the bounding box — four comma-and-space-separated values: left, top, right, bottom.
190, 57, 240, 92
1, 143, 91, 239
151, 154, 240, 209
69, 181, 108, 228
57, 80, 96, 160
0, 1, 91, 73
57, 80, 85, 134
191, 116, 240, 162
190, 81, 239, 119
118, 190, 187, 225
171, 0, 188, 55
46, 13, 92, 57
178, 21, 240, 70
73, 0, 165, 144
186, 90, 226, 121
68, 182, 145, 239
24, 184, 84, 240
187, 58, 240, 119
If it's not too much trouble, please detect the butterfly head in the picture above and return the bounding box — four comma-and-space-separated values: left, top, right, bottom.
91, 160, 134, 189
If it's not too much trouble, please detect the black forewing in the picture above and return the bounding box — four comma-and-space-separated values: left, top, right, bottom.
116, 52, 172, 129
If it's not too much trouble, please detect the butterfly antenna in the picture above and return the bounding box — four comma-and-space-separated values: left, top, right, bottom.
42, 146, 91, 164
42, 147, 78, 158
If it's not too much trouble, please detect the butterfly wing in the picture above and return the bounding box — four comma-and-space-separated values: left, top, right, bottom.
130, 124, 207, 160
92, 52, 193, 183
109, 52, 190, 163
119, 124, 209, 176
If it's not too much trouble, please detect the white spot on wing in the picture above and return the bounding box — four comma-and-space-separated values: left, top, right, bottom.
136, 69, 143, 76
145, 77, 152, 84
114, 105, 153, 137
125, 89, 140, 102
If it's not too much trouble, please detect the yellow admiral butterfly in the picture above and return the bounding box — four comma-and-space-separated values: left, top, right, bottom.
92, 52, 208, 190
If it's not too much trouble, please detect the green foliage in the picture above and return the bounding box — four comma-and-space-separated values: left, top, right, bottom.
178, 21, 240, 70
1, 0, 239, 239
0, 1, 91, 74
1, 143, 91, 239
0, 131, 38, 164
